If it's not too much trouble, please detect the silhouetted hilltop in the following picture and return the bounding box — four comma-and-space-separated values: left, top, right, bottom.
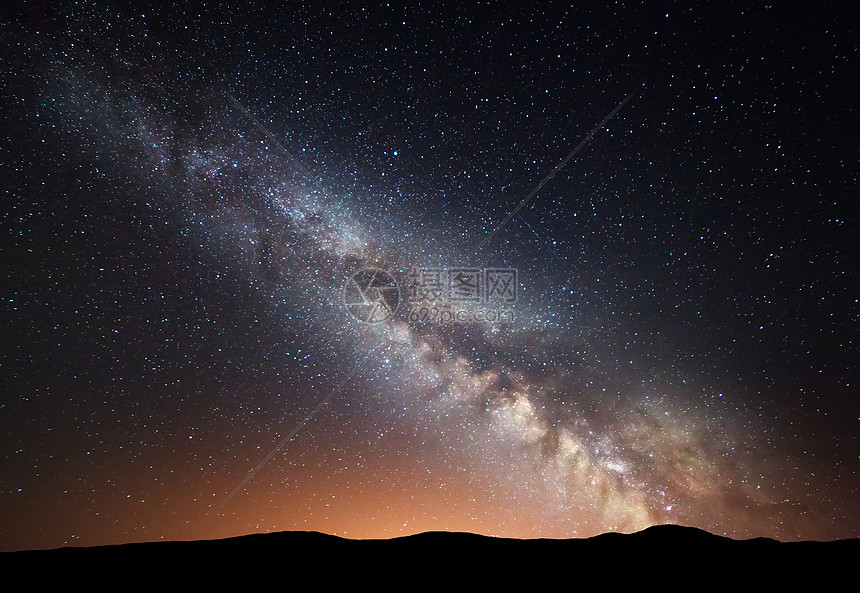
3, 525, 856, 583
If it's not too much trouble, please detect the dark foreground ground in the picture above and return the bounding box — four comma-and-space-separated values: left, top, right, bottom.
3, 525, 857, 584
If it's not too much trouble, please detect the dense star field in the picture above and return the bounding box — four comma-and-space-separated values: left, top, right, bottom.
1, 2, 857, 551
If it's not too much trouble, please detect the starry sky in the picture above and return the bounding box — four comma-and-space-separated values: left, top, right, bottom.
1, 2, 857, 551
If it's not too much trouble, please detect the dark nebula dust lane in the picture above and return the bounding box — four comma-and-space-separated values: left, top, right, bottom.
1, 2, 857, 551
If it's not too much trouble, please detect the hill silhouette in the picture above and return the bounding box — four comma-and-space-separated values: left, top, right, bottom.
3, 525, 856, 584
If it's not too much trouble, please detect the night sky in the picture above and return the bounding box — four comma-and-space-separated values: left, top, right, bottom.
1, 2, 857, 551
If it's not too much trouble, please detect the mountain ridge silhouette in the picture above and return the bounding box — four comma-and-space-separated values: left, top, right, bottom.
4, 523, 855, 583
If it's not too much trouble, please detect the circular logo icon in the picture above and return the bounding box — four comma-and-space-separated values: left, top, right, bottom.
343, 267, 401, 323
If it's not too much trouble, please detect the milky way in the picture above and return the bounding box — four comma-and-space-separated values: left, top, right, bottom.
2, 3, 856, 550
